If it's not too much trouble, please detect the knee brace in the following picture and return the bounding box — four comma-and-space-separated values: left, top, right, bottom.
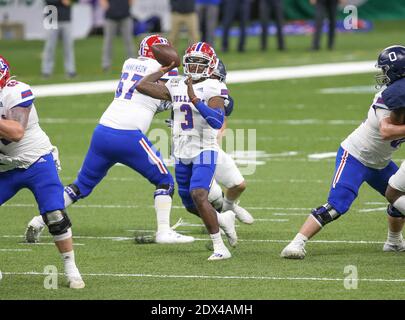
42, 210, 72, 236
387, 204, 405, 218
154, 184, 175, 198
311, 203, 340, 227
64, 183, 81, 203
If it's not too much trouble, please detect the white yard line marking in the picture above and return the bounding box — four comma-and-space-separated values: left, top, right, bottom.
0, 249, 32, 252
18, 242, 85, 246
3, 203, 381, 215
358, 207, 387, 213
365, 202, 387, 205
308, 152, 337, 160
254, 219, 289, 222
32, 61, 376, 98
320, 86, 376, 94
3, 271, 405, 283
39, 117, 361, 126
0, 234, 385, 245
2, 203, 314, 211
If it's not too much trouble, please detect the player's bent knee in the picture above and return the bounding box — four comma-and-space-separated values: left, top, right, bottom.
154, 184, 175, 198
64, 184, 82, 202
387, 204, 405, 218
43, 209, 72, 237
235, 180, 246, 192
385, 185, 402, 204
311, 203, 341, 227
190, 188, 209, 205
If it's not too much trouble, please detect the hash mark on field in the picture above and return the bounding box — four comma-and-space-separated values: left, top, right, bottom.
4, 271, 405, 283
254, 218, 289, 222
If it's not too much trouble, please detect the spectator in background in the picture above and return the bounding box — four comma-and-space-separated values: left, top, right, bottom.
42, 0, 76, 79
259, 0, 285, 51
101, 0, 135, 72
169, 0, 199, 49
311, 0, 340, 51
221, 0, 251, 52
196, 0, 221, 46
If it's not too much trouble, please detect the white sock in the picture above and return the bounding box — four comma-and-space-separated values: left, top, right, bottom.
32, 215, 46, 228
293, 233, 308, 244
222, 196, 235, 211
155, 195, 172, 233
64, 191, 74, 208
388, 229, 403, 244
61, 251, 80, 278
210, 232, 226, 252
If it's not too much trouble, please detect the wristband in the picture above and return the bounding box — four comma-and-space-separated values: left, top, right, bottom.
191, 96, 200, 105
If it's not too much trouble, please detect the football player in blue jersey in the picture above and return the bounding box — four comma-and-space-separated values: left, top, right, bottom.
282, 45, 405, 259
379, 46, 405, 250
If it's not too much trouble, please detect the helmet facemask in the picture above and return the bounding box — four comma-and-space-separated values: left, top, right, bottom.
183, 55, 216, 81
375, 64, 391, 89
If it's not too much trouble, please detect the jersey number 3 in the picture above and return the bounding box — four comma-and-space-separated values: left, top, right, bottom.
180, 104, 194, 130
115, 72, 143, 100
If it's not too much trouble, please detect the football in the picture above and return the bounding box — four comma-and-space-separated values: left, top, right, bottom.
151, 44, 181, 68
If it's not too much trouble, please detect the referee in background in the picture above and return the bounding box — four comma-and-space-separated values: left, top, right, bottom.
101, 0, 135, 72
42, 0, 76, 79
311, 0, 340, 50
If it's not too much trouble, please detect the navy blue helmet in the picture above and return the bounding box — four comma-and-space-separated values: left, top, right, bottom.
213, 59, 227, 82
376, 45, 405, 87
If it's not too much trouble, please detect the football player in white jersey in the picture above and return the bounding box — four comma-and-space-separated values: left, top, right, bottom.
137, 42, 238, 260
0, 56, 84, 289
25, 35, 194, 245
281, 45, 405, 259
207, 60, 254, 225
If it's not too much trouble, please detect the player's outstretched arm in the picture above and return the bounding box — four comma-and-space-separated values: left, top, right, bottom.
137, 62, 176, 101
0, 106, 31, 142
380, 109, 405, 140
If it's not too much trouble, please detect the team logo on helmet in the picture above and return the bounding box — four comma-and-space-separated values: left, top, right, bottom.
0, 56, 10, 89
138, 34, 169, 59
183, 42, 218, 81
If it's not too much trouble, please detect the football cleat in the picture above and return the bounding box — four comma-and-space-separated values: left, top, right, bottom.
218, 210, 238, 247
233, 203, 254, 225
383, 241, 405, 252
155, 230, 195, 244
67, 276, 85, 289
24, 216, 46, 243
207, 247, 231, 261
280, 241, 307, 259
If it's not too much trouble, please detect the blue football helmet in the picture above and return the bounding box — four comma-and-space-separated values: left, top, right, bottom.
376, 45, 405, 87
213, 59, 227, 82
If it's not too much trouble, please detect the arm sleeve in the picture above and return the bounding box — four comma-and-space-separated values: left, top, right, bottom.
194, 100, 225, 129
382, 80, 405, 110
224, 95, 234, 117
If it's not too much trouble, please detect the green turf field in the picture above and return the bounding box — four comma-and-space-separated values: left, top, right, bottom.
1, 21, 405, 300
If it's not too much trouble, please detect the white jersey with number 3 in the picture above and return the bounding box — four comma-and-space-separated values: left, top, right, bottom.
341, 90, 400, 169
100, 57, 162, 133
165, 77, 228, 159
